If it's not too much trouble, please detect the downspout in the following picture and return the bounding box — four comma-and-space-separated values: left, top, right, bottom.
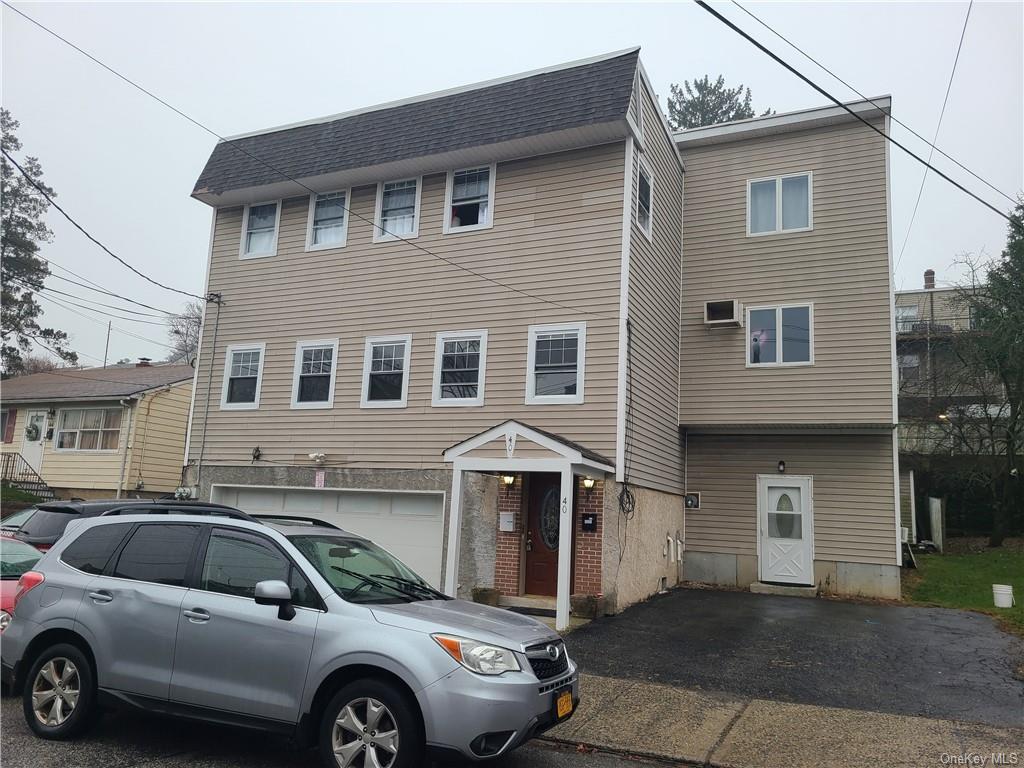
116, 398, 135, 499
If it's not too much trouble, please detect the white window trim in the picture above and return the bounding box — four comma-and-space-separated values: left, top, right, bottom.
220, 342, 267, 410
290, 338, 340, 410
360, 334, 413, 408
745, 303, 814, 368
526, 322, 587, 405
442, 164, 496, 235
304, 191, 351, 252
239, 201, 282, 259
746, 172, 813, 237
431, 330, 488, 407
637, 156, 653, 242
53, 407, 123, 454
373, 178, 422, 243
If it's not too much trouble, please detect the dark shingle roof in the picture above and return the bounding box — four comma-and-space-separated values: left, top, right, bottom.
1, 364, 194, 404
194, 49, 639, 197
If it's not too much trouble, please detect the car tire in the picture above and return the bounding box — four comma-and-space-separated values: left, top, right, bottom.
22, 643, 97, 740
319, 677, 423, 768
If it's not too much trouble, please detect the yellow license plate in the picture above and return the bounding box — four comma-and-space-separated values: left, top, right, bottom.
556, 690, 573, 718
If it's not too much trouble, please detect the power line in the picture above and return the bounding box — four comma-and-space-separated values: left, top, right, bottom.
24, 281, 169, 318
46, 272, 179, 316
730, 0, 1015, 206
0, 146, 209, 302
3, 2, 618, 320
694, 0, 1011, 223
45, 258, 109, 293
895, 1, 974, 274
9, 277, 170, 325
34, 290, 177, 351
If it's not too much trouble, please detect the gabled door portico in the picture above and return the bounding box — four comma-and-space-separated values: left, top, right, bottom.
443, 421, 614, 631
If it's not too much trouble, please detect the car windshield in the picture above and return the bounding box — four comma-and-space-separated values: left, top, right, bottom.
16, 508, 78, 539
1, 507, 38, 530
0, 537, 42, 579
289, 534, 446, 604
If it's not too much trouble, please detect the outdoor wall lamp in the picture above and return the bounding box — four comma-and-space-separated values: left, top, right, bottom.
501, 474, 515, 487
937, 412, 950, 421
582, 477, 596, 490
777, 460, 786, 474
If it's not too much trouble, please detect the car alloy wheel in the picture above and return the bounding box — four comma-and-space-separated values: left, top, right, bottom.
331, 696, 400, 768
31, 657, 80, 727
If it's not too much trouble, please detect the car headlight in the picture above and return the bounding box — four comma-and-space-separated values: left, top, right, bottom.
0, 611, 10, 633
432, 634, 521, 675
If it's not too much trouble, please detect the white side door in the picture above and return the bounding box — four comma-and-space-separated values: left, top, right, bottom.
757, 475, 813, 585
21, 410, 47, 473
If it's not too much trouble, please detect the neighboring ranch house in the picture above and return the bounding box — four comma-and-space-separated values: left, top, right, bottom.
1, 363, 194, 500
183, 48, 900, 629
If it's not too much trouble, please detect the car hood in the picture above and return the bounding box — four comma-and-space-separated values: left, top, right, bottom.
370, 598, 559, 650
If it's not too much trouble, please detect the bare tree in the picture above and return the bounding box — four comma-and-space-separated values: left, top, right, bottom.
19, 353, 62, 375
166, 300, 203, 366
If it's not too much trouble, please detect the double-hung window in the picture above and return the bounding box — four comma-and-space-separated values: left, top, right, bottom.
240, 202, 280, 258
637, 160, 653, 239
55, 408, 123, 451
444, 166, 495, 233
306, 191, 349, 250
374, 179, 421, 241
895, 305, 918, 332
221, 343, 265, 409
361, 335, 412, 408
747, 173, 812, 235
746, 304, 813, 366
526, 323, 586, 404
432, 331, 487, 406
898, 354, 921, 384
291, 339, 338, 409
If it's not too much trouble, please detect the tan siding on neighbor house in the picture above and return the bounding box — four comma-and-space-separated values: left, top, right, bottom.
127, 382, 192, 493
684, 433, 898, 565
188, 143, 626, 470
678, 119, 894, 425
895, 288, 971, 331
623, 78, 685, 494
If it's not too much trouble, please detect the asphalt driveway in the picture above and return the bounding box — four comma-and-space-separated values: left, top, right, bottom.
565, 587, 1024, 728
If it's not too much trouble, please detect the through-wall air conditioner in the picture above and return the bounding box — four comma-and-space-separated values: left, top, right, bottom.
703, 299, 741, 327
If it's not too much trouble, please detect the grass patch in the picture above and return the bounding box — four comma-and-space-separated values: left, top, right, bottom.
904, 549, 1024, 635
0, 483, 41, 505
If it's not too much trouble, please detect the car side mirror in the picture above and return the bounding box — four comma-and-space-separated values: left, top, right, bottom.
254, 579, 296, 621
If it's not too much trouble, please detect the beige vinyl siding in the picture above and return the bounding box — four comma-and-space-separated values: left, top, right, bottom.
684, 433, 898, 565
127, 382, 192, 493
678, 119, 894, 425
895, 288, 970, 331
624, 79, 685, 494
188, 143, 626, 470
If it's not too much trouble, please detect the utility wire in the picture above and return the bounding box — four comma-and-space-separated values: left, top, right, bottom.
34, 291, 177, 350
19, 280, 169, 318
8, 277, 171, 325
694, 0, 1011, 223
3, 2, 618, 320
46, 272, 179, 316
0, 146, 209, 302
730, 0, 1014, 206
895, 0, 974, 274
45, 257, 109, 293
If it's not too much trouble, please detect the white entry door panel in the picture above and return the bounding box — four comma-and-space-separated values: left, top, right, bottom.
21, 411, 47, 474
757, 475, 813, 585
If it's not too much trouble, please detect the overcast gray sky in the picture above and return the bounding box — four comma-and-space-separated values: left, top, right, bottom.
3, 1, 1021, 367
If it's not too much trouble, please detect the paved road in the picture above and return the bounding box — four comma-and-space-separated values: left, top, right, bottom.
566, 588, 1024, 727
0, 696, 668, 768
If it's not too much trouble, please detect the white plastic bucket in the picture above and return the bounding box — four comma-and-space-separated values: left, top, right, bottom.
992, 584, 1015, 608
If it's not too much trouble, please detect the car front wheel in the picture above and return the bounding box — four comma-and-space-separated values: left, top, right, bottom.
319, 678, 422, 768
22, 643, 97, 740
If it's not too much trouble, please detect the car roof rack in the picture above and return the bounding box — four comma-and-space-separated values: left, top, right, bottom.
251, 514, 341, 530
100, 506, 258, 522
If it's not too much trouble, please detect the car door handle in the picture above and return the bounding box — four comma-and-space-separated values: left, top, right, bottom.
87, 590, 113, 604
183, 608, 210, 623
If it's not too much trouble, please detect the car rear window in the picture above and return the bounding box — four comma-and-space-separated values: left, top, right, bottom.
112, 524, 200, 587
61, 523, 133, 575
1, 538, 42, 579
17, 508, 79, 539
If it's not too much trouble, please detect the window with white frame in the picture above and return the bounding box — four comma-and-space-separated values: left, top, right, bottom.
527, 323, 586, 404
748, 173, 812, 235
361, 335, 412, 407
898, 353, 921, 384
240, 202, 280, 258
221, 344, 265, 409
56, 408, 122, 451
306, 192, 348, 249
637, 161, 653, 238
747, 305, 813, 366
896, 305, 918, 332
291, 340, 338, 408
444, 166, 494, 233
432, 331, 487, 406
375, 179, 420, 240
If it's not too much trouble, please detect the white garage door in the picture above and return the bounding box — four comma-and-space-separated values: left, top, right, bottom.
212, 486, 445, 588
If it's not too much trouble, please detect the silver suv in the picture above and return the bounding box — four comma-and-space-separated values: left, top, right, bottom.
1, 515, 579, 766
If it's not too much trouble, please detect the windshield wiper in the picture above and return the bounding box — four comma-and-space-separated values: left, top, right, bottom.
369, 574, 449, 600
330, 566, 422, 602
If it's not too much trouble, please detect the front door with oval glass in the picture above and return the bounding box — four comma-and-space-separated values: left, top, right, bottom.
524, 473, 561, 596
757, 475, 813, 585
